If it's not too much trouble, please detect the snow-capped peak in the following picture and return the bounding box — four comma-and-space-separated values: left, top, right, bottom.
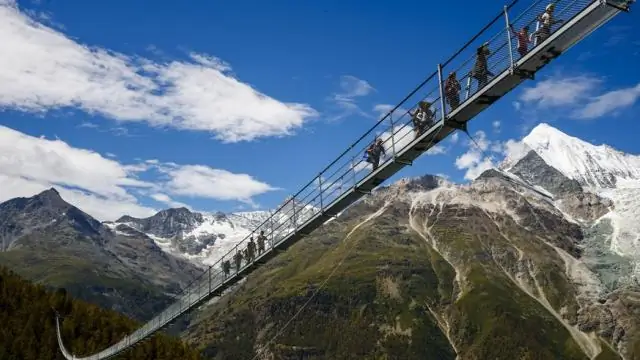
500, 123, 640, 283
511, 123, 640, 189
110, 201, 320, 267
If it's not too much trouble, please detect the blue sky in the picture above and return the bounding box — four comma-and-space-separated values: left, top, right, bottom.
0, 0, 638, 221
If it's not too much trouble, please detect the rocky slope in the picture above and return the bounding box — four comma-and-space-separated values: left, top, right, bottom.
112, 197, 318, 266
180, 124, 640, 359
0, 188, 202, 321
0, 123, 637, 359
183, 171, 639, 359
503, 123, 640, 288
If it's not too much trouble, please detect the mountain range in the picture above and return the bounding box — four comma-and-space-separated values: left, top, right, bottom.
182, 123, 640, 359
0, 187, 202, 321
0, 122, 639, 359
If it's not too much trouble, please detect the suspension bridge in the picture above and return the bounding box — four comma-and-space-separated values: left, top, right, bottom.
55, 0, 634, 358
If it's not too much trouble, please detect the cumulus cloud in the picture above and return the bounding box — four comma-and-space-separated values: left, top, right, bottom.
150, 193, 191, 209
0, 125, 278, 221
571, 83, 640, 120
0, 1, 317, 142
492, 120, 501, 132
449, 132, 459, 144
161, 165, 277, 205
500, 139, 531, 168
372, 104, 410, 119
517, 74, 640, 122
454, 130, 503, 180
378, 124, 446, 159
336, 75, 375, 99
519, 75, 601, 108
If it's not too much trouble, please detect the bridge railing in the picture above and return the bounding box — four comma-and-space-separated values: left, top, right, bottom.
175, 1, 599, 301
176, 0, 596, 312
441, 0, 595, 113
60, 0, 627, 357
67, 1, 610, 357
152, 0, 600, 328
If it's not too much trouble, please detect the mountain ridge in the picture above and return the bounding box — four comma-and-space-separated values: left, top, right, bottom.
0, 122, 639, 358
0, 187, 202, 321
184, 159, 639, 359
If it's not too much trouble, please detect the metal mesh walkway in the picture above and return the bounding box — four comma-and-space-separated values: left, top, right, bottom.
55, 0, 633, 358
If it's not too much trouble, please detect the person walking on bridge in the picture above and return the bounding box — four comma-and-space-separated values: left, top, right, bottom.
472, 42, 494, 91
444, 72, 461, 110
222, 259, 231, 278
257, 230, 266, 254
533, 3, 563, 46
509, 24, 532, 58
233, 250, 243, 273
247, 237, 256, 262
410, 100, 434, 136
365, 138, 386, 171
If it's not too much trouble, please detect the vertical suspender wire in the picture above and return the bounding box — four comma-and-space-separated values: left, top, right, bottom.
437, 64, 447, 121
504, 5, 515, 73
389, 114, 397, 158
351, 156, 357, 190
269, 209, 275, 249
318, 176, 324, 212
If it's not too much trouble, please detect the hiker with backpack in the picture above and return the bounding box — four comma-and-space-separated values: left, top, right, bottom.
444, 73, 461, 111
257, 230, 267, 254
472, 42, 494, 91
532, 3, 564, 46
365, 138, 386, 170
410, 100, 435, 137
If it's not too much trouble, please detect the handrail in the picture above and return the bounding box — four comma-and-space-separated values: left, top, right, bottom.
56, 0, 630, 358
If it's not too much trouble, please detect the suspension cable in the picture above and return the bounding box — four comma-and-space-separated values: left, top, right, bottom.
247, 124, 448, 360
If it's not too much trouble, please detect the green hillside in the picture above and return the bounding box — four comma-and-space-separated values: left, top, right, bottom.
0, 265, 203, 360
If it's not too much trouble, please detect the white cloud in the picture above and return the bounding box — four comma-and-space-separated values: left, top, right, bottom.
427, 145, 447, 155
150, 193, 190, 209
449, 132, 460, 144
336, 75, 375, 99
162, 165, 277, 205
454, 130, 500, 180
500, 139, 532, 169
0, 125, 157, 220
0, 125, 278, 221
0, 1, 317, 142
372, 104, 409, 119
0, 126, 152, 200
519, 75, 601, 108
571, 83, 640, 120
492, 120, 501, 133
518, 74, 640, 121
327, 75, 375, 121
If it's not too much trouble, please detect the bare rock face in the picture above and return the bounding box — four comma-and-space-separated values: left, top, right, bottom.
0, 188, 201, 321
505, 149, 615, 222
509, 150, 583, 196
557, 191, 614, 222
186, 173, 636, 359
578, 288, 640, 358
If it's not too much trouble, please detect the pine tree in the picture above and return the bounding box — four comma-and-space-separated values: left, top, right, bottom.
0, 266, 205, 360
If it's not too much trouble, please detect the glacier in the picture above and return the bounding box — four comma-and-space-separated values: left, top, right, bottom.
505, 123, 640, 284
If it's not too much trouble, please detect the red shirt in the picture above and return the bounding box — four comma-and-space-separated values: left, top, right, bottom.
514, 31, 529, 50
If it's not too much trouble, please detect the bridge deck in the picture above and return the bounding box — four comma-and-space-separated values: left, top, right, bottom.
56, 0, 631, 359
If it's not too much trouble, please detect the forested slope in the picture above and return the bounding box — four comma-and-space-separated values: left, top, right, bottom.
0, 266, 203, 360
